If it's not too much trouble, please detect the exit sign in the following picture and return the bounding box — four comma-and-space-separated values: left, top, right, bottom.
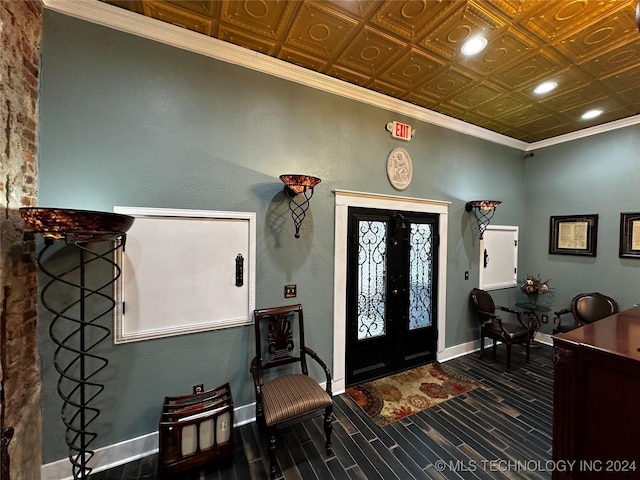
387, 121, 413, 141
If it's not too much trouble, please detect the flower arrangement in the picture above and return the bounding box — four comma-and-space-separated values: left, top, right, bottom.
519, 274, 552, 296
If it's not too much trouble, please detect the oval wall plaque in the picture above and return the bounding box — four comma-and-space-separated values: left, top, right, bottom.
386, 147, 413, 190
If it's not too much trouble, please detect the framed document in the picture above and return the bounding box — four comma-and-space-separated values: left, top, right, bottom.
549, 214, 598, 256
619, 212, 640, 258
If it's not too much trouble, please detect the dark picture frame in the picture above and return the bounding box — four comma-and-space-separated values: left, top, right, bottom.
549, 214, 598, 256
619, 212, 640, 258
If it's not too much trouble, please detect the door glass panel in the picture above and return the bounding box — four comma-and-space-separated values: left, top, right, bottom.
357, 220, 387, 340
409, 223, 433, 330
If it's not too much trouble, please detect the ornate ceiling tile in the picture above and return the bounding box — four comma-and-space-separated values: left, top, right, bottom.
449, 82, 504, 111
219, 0, 297, 40
491, 50, 564, 90
430, 101, 466, 120
577, 38, 640, 79
371, 79, 407, 100
371, 0, 463, 41
518, 1, 624, 42
325, 64, 372, 88
404, 91, 439, 111
516, 120, 574, 143
561, 102, 633, 123
378, 47, 445, 90
603, 65, 640, 94
141, 1, 214, 35
334, 25, 406, 75
539, 85, 609, 114
495, 103, 550, 128
477, 0, 545, 24
163, 0, 217, 17
554, 8, 639, 62
284, 2, 359, 60
617, 84, 640, 110
415, 66, 475, 102
418, 1, 502, 61
513, 66, 591, 99
472, 93, 526, 119
277, 46, 328, 72
323, 0, 381, 20
101, 0, 640, 143
217, 24, 277, 55
458, 26, 536, 77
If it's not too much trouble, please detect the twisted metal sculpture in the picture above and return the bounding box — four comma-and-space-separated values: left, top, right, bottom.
38, 237, 124, 478
20, 207, 133, 480
279, 175, 321, 238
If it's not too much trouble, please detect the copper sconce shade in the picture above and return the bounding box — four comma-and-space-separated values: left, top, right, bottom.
20, 207, 135, 243
280, 174, 321, 238
465, 200, 501, 240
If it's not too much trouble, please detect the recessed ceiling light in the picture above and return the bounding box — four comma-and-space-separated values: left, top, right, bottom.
533, 81, 558, 95
461, 36, 488, 56
581, 109, 603, 120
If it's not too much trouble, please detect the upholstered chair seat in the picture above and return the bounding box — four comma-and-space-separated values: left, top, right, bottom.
484, 322, 530, 341
261, 374, 332, 426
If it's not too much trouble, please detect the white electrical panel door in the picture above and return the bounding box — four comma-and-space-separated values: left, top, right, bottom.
479, 225, 518, 291
113, 207, 256, 343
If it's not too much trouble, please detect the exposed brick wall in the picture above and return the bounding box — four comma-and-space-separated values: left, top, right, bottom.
0, 1, 43, 479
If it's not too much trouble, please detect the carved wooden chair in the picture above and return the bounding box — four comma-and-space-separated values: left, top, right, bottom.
250, 304, 333, 479
470, 288, 531, 373
553, 292, 619, 335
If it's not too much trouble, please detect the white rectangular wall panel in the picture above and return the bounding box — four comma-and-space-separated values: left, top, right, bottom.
113, 207, 256, 343
479, 225, 518, 291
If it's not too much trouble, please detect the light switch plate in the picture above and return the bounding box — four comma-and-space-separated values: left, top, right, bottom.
284, 284, 297, 298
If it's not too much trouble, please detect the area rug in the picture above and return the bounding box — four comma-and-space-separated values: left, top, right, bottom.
345, 363, 481, 426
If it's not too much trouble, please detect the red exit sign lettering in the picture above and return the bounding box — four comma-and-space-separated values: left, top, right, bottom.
388, 121, 413, 141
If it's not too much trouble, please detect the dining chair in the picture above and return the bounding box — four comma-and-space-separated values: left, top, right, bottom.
250, 304, 333, 479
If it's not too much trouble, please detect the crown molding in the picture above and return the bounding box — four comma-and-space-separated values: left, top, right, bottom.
526, 114, 640, 151
43, 0, 639, 152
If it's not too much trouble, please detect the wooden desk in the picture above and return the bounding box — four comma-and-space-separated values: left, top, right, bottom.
552, 306, 640, 479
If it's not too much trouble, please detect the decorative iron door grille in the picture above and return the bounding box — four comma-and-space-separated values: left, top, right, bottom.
346, 207, 438, 386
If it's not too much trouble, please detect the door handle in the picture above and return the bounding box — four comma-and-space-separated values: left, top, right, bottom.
391, 289, 398, 296
235, 253, 244, 286
484, 249, 489, 268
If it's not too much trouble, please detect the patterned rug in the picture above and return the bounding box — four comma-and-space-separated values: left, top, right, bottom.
345, 363, 481, 427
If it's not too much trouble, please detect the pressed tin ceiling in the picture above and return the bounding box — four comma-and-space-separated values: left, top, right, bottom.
100, 0, 640, 144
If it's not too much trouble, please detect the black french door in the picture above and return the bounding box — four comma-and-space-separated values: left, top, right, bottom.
346, 207, 439, 386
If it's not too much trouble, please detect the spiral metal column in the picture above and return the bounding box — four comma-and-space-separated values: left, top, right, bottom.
20, 208, 133, 480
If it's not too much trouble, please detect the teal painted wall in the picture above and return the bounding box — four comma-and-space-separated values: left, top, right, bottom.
39, 12, 527, 462
521, 125, 640, 334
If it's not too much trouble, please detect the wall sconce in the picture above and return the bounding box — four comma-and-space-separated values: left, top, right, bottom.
280, 174, 321, 238
465, 200, 501, 240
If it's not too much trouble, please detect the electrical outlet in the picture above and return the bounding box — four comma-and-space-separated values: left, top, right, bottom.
284, 284, 297, 298
221, 420, 228, 431
465, 271, 469, 280
193, 384, 204, 394
541, 315, 548, 324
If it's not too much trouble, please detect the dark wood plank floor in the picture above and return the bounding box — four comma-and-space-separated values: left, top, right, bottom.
91, 344, 553, 480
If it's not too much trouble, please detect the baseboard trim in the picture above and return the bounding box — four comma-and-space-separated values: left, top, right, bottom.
40, 402, 256, 480
438, 332, 553, 362
439, 339, 482, 362
42, 335, 554, 479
